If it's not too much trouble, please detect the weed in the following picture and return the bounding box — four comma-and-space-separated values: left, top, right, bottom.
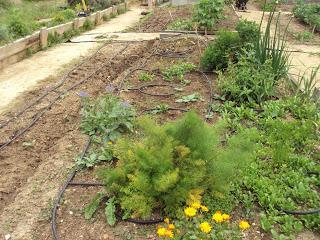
47, 32, 62, 47
295, 65, 320, 102
163, 62, 196, 83
7, 18, 30, 38
52, 9, 76, 25
117, 6, 126, 15
218, 53, 276, 104
294, 31, 314, 42
82, 19, 94, 31
150, 104, 169, 114
176, 93, 204, 103
193, 0, 225, 31
200, 30, 241, 71
0, 25, 9, 43
138, 72, 155, 82
167, 19, 194, 31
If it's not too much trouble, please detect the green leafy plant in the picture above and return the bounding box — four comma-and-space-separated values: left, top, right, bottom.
163, 62, 196, 83
176, 93, 204, 103
150, 104, 170, 114
84, 192, 104, 219
167, 19, 194, 31
294, 3, 320, 32
138, 72, 155, 82
192, 0, 225, 31
200, 30, 241, 71
81, 94, 135, 142
218, 53, 276, 103
105, 197, 117, 226
97, 112, 257, 219
0, 26, 9, 44
52, 9, 76, 24
294, 31, 314, 42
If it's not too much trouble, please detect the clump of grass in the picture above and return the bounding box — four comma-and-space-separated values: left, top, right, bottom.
138, 72, 155, 82
167, 19, 194, 31
7, 18, 30, 38
294, 31, 314, 42
82, 19, 94, 31
52, 8, 76, 25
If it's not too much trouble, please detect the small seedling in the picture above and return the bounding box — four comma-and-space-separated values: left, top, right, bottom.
163, 62, 196, 84
139, 72, 155, 82
22, 140, 36, 148
176, 93, 204, 103
150, 104, 169, 114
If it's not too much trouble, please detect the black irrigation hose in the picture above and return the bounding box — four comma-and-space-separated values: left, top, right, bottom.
51, 138, 91, 240
127, 83, 176, 97
0, 41, 121, 129
0, 44, 129, 151
68, 182, 105, 187
195, 70, 214, 118
277, 207, 320, 216
141, 107, 189, 114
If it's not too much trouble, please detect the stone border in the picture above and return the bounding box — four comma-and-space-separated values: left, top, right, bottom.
0, 1, 132, 71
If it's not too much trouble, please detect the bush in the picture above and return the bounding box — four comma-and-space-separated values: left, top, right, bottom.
218, 53, 276, 103
193, 0, 225, 30
200, 30, 241, 71
0, 0, 11, 9
81, 94, 135, 141
7, 18, 30, 38
236, 19, 260, 43
98, 112, 257, 218
294, 3, 320, 31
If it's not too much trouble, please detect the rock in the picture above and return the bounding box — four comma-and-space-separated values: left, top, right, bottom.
5, 234, 11, 240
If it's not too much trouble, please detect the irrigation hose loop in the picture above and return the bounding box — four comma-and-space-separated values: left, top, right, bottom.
51, 138, 91, 240
276, 207, 320, 216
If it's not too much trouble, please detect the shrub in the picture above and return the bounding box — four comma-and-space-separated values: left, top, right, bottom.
53, 9, 76, 24
98, 112, 257, 219
81, 94, 135, 141
218, 53, 276, 103
200, 30, 241, 71
7, 18, 30, 38
167, 19, 194, 31
236, 19, 260, 43
294, 3, 320, 31
193, 0, 225, 31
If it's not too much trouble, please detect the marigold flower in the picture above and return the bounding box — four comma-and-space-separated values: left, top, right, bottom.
222, 213, 231, 221
239, 220, 250, 230
184, 207, 197, 217
164, 218, 170, 224
212, 212, 224, 223
168, 224, 175, 230
157, 227, 167, 237
165, 230, 174, 238
191, 201, 201, 209
199, 221, 212, 233
107, 141, 113, 145
200, 205, 209, 212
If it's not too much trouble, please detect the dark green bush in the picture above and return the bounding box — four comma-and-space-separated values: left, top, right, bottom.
7, 18, 30, 38
200, 30, 241, 71
218, 53, 276, 103
98, 112, 257, 218
294, 3, 320, 31
236, 19, 260, 43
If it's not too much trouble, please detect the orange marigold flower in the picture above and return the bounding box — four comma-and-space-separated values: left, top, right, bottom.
165, 230, 174, 238
239, 220, 250, 230
168, 224, 175, 230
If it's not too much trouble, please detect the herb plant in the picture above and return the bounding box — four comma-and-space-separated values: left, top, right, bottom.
176, 93, 204, 103
163, 62, 196, 83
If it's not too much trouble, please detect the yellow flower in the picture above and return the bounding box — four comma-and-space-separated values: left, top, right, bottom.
212, 211, 224, 223
107, 141, 113, 145
222, 213, 231, 221
239, 220, 250, 230
200, 205, 209, 212
165, 230, 174, 238
191, 201, 201, 209
199, 221, 212, 233
164, 218, 170, 224
184, 207, 197, 217
168, 224, 175, 230
157, 227, 167, 237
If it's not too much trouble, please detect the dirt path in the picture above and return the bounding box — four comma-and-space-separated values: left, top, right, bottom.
0, 6, 146, 115
235, 4, 320, 89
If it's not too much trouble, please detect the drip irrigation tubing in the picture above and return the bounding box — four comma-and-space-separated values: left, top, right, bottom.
0, 44, 129, 151
141, 107, 189, 114
277, 207, 320, 215
127, 83, 176, 97
0, 41, 122, 129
